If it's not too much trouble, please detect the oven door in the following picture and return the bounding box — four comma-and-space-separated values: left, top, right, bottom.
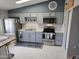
43, 28, 55, 39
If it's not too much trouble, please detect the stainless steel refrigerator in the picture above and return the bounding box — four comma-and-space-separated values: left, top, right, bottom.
4, 18, 16, 33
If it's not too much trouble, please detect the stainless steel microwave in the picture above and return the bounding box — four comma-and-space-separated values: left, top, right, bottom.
43, 17, 56, 24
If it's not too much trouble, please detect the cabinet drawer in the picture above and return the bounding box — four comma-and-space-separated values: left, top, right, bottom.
55, 40, 62, 46
23, 31, 30, 42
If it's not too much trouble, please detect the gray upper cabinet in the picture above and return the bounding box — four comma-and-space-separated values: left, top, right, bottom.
42, 12, 56, 17
56, 12, 64, 25
9, 12, 64, 24
0, 11, 8, 18
42, 13, 49, 17
31, 13, 37, 17
20, 16, 26, 24
49, 12, 56, 17
37, 13, 43, 24
16, 13, 30, 23
25, 13, 30, 17
74, 0, 79, 6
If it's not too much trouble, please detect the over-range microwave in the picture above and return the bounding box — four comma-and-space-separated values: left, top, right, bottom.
43, 17, 57, 24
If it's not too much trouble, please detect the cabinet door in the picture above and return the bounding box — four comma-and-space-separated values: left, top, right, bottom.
55, 33, 63, 46
20, 16, 25, 24
30, 13, 37, 22
31, 13, 37, 17
25, 13, 30, 17
56, 12, 64, 25
30, 32, 35, 43
36, 32, 42, 43
42, 13, 49, 17
49, 12, 55, 17
73, 0, 78, 7
37, 13, 43, 24
23, 31, 30, 42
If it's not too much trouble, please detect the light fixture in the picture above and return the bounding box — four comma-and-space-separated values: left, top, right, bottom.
16, 0, 30, 4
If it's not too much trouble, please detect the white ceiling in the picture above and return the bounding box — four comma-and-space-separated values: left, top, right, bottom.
0, 0, 49, 10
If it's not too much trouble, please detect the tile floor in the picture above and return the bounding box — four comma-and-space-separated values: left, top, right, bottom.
10, 45, 66, 59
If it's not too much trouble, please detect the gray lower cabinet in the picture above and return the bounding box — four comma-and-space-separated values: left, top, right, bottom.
55, 33, 63, 46
23, 31, 30, 42
36, 32, 42, 43
29, 32, 35, 43
19, 31, 42, 43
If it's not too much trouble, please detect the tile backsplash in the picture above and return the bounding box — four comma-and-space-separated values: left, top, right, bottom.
22, 22, 43, 29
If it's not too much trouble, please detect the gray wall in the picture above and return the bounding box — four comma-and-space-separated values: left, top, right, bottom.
8, 0, 65, 13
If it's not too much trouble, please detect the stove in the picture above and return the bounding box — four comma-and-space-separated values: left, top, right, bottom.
43, 28, 55, 39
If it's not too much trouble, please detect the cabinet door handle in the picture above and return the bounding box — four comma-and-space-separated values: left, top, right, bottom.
20, 34, 22, 39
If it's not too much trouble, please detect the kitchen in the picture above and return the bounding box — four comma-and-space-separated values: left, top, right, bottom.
8, 0, 64, 46
0, 0, 65, 59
